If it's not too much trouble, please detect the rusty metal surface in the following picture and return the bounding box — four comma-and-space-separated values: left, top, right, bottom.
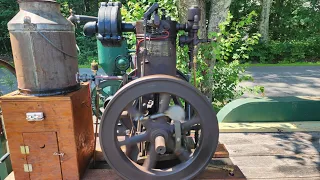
135, 20, 178, 77
8, 1, 73, 31
8, 1, 79, 96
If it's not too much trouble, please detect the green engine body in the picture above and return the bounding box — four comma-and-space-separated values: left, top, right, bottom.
97, 39, 132, 76
92, 38, 133, 117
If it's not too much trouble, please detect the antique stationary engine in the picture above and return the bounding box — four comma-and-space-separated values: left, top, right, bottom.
74, 2, 220, 179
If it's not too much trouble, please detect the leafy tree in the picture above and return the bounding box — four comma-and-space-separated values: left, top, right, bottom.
0, 0, 18, 58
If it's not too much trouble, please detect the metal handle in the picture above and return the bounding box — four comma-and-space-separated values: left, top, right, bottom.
26, 112, 45, 122
0, 153, 10, 164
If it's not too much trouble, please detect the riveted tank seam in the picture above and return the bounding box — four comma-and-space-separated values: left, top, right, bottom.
30, 32, 39, 89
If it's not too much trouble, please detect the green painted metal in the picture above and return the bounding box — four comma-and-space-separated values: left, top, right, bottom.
217, 96, 320, 123
91, 80, 122, 117
0, 134, 12, 179
97, 39, 130, 76
115, 57, 130, 71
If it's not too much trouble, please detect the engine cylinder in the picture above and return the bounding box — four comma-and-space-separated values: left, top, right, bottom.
135, 20, 177, 77
7, 0, 79, 96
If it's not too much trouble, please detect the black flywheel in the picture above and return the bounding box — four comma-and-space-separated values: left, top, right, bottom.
99, 75, 219, 180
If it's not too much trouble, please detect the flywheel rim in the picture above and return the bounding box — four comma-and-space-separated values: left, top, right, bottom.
99, 75, 219, 180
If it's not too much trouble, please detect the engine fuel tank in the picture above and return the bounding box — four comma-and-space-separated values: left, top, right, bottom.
7, 0, 79, 96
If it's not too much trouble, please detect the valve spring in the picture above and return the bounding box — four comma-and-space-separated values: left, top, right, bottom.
151, 27, 156, 34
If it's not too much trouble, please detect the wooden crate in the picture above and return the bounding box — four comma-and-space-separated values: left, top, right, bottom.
0, 82, 94, 180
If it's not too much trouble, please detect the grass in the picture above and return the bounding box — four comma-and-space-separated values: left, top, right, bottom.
79, 64, 92, 68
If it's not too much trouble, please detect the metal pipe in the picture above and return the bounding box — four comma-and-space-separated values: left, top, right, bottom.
92, 79, 100, 168
95, 76, 123, 80
155, 136, 166, 155
68, 14, 98, 24
121, 23, 136, 32
0, 153, 10, 164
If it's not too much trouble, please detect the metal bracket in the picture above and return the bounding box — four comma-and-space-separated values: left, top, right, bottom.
20, 146, 29, 154
26, 112, 45, 122
24, 164, 32, 172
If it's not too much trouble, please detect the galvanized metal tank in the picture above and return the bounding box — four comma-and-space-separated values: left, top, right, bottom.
7, 0, 79, 96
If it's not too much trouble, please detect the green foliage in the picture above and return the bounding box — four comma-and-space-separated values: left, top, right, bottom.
178, 11, 264, 108
229, 0, 320, 64
121, 0, 179, 50
251, 36, 320, 63
0, 0, 18, 56
120, 2, 265, 108
269, 0, 320, 41
216, 11, 261, 63
230, 0, 320, 41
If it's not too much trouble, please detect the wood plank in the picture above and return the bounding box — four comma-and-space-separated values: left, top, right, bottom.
213, 144, 229, 158
95, 136, 229, 161
249, 178, 320, 180
229, 155, 319, 168
197, 165, 246, 180
80, 165, 246, 180
218, 132, 320, 179
219, 132, 320, 156
23, 132, 62, 180
1, 83, 94, 180
233, 166, 319, 179
70, 85, 95, 177
219, 121, 320, 133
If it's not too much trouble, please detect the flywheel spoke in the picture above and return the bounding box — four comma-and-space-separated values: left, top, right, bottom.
118, 132, 148, 146
158, 93, 171, 113
172, 95, 183, 107
143, 143, 158, 171
126, 101, 141, 118
175, 148, 191, 162
182, 116, 200, 132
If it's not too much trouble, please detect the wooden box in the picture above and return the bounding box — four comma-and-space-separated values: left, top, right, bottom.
0, 82, 94, 180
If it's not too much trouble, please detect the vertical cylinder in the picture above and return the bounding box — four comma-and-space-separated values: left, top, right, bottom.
7, 0, 80, 96
135, 20, 177, 77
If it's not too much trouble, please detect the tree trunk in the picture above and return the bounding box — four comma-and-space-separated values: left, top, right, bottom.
208, 0, 232, 33
178, 0, 207, 39
206, 0, 232, 101
259, 0, 272, 43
